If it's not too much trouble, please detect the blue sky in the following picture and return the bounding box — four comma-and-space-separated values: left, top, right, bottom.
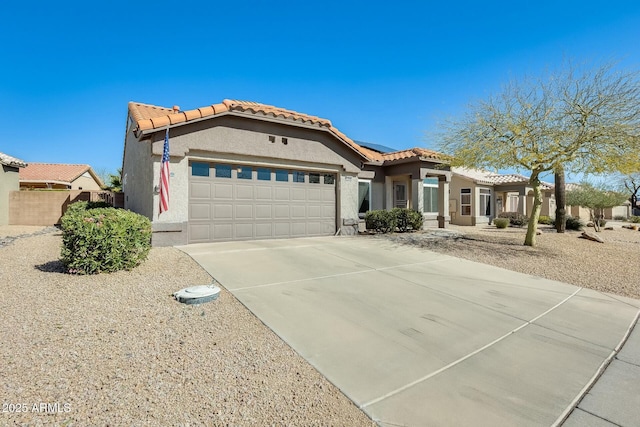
2, 1, 639, 180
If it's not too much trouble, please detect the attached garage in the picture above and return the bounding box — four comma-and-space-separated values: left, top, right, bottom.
188, 161, 336, 243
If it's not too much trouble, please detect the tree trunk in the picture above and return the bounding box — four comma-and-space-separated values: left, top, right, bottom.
554, 165, 566, 233
524, 171, 543, 247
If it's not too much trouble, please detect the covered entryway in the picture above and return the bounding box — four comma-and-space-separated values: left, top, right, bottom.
188, 161, 336, 243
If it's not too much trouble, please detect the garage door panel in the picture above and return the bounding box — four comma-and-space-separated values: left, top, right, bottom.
213, 224, 233, 239
274, 222, 290, 236
291, 223, 307, 236
291, 188, 306, 201
307, 205, 322, 218
255, 204, 272, 219
255, 223, 273, 237
308, 188, 322, 201
215, 183, 233, 199
190, 182, 211, 199
189, 163, 335, 243
256, 187, 272, 200
236, 184, 254, 200
235, 223, 253, 239
190, 203, 211, 220
274, 205, 290, 219
274, 187, 290, 201
214, 204, 233, 219
291, 205, 306, 218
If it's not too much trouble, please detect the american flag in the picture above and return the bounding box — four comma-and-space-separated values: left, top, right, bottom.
159, 128, 170, 214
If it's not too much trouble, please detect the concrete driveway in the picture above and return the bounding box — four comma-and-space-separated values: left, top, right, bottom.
179, 236, 640, 426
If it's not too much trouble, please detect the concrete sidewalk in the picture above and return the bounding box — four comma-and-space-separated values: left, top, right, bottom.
179, 236, 640, 426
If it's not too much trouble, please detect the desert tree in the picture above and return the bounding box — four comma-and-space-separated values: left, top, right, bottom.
565, 183, 627, 231
617, 172, 640, 215
436, 61, 640, 246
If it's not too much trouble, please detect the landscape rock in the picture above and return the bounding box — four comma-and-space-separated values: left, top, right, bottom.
580, 231, 604, 243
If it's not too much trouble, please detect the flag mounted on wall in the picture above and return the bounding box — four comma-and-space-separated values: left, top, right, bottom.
159, 128, 170, 214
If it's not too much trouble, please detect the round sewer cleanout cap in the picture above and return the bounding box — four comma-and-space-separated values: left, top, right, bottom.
174, 285, 220, 305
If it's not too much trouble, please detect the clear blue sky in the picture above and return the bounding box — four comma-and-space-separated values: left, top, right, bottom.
2, 1, 639, 179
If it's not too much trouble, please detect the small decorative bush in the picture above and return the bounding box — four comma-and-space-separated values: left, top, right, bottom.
493, 218, 509, 229
613, 215, 627, 221
630, 216, 640, 224
392, 208, 424, 232
565, 216, 585, 231
64, 200, 113, 217
61, 207, 151, 274
537, 215, 553, 225
498, 212, 529, 227
365, 210, 397, 233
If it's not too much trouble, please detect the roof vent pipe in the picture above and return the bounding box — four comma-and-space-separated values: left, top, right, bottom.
172, 105, 180, 113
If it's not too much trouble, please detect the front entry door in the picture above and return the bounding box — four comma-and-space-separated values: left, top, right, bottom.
393, 182, 407, 208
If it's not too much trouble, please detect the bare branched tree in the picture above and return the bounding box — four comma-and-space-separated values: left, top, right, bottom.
436, 61, 640, 246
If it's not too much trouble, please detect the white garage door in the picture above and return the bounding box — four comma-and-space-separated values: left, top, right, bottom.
188, 162, 336, 243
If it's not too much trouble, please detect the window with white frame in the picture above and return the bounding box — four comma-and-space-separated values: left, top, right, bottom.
423, 178, 439, 213
460, 188, 471, 215
358, 180, 371, 215
479, 188, 491, 216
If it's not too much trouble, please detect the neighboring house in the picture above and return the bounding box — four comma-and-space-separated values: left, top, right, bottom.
450, 168, 554, 225
123, 99, 451, 245
0, 151, 27, 225
19, 163, 104, 190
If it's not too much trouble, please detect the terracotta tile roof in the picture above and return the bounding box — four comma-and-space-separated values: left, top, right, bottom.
453, 167, 553, 189
19, 163, 100, 185
0, 151, 27, 168
381, 148, 442, 162
128, 100, 445, 164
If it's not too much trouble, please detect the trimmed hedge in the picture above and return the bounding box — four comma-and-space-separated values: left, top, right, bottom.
365, 210, 397, 233
537, 215, 553, 225
493, 218, 509, 228
498, 212, 528, 227
392, 208, 424, 232
365, 208, 424, 233
565, 216, 585, 231
60, 205, 151, 274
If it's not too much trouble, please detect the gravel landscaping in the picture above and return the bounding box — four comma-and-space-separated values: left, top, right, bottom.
0, 228, 372, 426
2, 222, 638, 426
378, 223, 640, 300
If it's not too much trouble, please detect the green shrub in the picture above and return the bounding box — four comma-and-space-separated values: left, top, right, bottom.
392, 208, 424, 232
537, 215, 553, 225
493, 218, 509, 228
60, 207, 151, 274
565, 216, 585, 231
613, 215, 627, 221
630, 216, 640, 224
498, 212, 528, 227
64, 200, 113, 218
365, 210, 397, 233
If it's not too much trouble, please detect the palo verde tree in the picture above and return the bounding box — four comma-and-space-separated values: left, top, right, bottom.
566, 183, 627, 232
436, 62, 640, 246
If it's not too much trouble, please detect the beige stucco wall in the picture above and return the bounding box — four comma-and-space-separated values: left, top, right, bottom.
122, 126, 154, 218
1, 165, 20, 225
449, 175, 474, 226
70, 173, 102, 191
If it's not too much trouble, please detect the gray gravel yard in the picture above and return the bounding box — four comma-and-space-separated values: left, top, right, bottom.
380, 223, 640, 300
0, 228, 372, 426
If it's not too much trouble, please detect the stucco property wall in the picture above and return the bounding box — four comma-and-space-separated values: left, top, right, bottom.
0, 165, 20, 225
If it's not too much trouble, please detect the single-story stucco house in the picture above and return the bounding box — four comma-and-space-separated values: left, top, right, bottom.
450, 168, 555, 225
450, 169, 633, 224
123, 99, 452, 246
0, 151, 27, 226
19, 163, 104, 190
